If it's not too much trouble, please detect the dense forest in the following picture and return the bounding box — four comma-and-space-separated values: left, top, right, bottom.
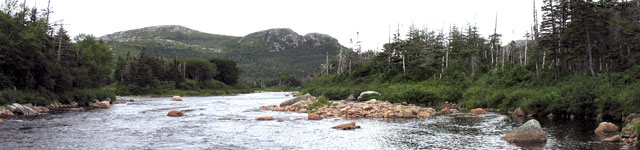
0, 1, 247, 105
0, 1, 114, 106
302, 0, 640, 120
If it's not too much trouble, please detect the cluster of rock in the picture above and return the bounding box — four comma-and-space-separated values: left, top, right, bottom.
0, 103, 47, 116
593, 113, 639, 145
263, 99, 439, 120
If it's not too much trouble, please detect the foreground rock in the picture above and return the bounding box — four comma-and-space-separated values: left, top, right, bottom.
171, 96, 182, 101
167, 110, 184, 117
308, 113, 323, 120
512, 107, 525, 116
470, 108, 488, 114
279, 94, 312, 107
332, 122, 360, 130
257, 116, 274, 120
501, 119, 548, 143
357, 91, 380, 100
594, 122, 619, 134
7, 103, 39, 115
92, 101, 111, 109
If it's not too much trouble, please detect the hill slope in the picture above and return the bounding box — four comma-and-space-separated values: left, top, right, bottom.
101, 25, 345, 80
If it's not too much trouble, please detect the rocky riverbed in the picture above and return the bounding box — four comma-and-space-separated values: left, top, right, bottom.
0, 92, 635, 149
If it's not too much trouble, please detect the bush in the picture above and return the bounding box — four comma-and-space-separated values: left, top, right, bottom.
307, 96, 333, 113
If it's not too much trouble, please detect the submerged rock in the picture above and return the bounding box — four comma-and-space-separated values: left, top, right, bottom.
594, 122, 619, 134
257, 116, 274, 120
0, 119, 4, 124
332, 122, 360, 130
501, 119, 548, 143
171, 96, 182, 101
357, 91, 380, 100
167, 110, 184, 117
470, 108, 488, 114
280, 94, 311, 107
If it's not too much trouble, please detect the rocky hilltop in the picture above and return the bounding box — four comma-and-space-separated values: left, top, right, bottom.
100, 25, 347, 80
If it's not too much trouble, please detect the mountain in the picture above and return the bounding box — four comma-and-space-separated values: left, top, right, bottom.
100, 25, 346, 80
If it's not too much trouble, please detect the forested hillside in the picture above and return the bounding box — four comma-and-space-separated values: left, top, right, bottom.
101, 26, 346, 81
302, 0, 640, 120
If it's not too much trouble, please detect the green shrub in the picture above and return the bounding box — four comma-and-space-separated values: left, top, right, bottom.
307, 96, 333, 113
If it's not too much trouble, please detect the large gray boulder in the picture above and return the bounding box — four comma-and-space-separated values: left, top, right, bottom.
7, 103, 39, 116
357, 91, 380, 100
501, 119, 548, 143
280, 94, 311, 107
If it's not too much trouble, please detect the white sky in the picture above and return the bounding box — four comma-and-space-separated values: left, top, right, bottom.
26, 0, 543, 51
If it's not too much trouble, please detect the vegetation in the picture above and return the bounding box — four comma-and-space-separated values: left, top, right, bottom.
302, 0, 640, 120
113, 49, 247, 96
102, 27, 345, 83
0, 1, 114, 106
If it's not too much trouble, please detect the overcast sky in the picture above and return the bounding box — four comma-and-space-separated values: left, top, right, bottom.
26, 0, 543, 51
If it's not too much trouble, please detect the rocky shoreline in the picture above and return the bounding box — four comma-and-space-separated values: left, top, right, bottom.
254, 92, 639, 146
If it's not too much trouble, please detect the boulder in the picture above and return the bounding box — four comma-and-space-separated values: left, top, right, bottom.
440, 108, 452, 115
257, 116, 274, 120
346, 95, 356, 101
280, 94, 312, 107
8, 103, 39, 115
243, 110, 251, 112
332, 122, 361, 130
512, 107, 525, 116
308, 113, 323, 120
0, 119, 4, 124
129, 99, 135, 102
399, 108, 415, 118
298, 109, 308, 113
594, 122, 619, 134
362, 105, 373, 111
92, 101, 111, 109
167, 110, 184, 117
170, 96, 182, 101
470, 108, 488, 114
1, 108, 14, 116
112, 100, 127, 104
624, 113, 637, 124
357, 91, 380, 100
601, 135, 621, 142
501, 119, 548, 143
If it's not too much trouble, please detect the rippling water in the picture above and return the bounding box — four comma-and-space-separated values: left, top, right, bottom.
0, 92, 631, 149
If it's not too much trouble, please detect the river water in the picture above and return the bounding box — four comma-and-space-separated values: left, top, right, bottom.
0, 92, 632, 149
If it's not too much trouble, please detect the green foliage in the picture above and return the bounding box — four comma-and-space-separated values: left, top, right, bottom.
307, 96, 333, 113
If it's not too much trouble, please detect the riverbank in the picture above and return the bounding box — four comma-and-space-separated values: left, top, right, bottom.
300, 66, 640, 122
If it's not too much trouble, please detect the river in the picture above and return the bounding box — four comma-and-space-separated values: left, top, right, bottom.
0, 92, 631, 149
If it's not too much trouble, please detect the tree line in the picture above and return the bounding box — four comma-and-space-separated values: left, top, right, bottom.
0, 0, 245, 105
303, 0, 640, 119
0, 1, 113, 105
